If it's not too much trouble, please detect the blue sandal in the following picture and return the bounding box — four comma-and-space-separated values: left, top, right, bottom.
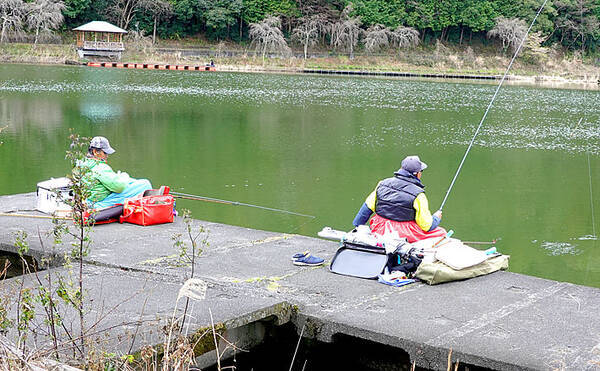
293, 253, 324, 266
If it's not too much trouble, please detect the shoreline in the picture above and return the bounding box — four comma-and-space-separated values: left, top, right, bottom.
1, 42, 599, 90
217, 64, 600, 89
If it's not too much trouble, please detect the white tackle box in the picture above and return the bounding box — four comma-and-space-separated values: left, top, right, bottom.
36, 177, 73, 215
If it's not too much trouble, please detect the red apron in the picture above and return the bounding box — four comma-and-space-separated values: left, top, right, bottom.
369, 214, 446, 243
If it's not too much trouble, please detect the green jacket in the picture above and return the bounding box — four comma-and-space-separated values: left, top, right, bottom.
79, 157, 130, 202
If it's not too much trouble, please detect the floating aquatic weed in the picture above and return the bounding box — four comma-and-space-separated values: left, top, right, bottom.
2, 72, 599, 155
539, 241, 582, 256
574, 234, 598, 241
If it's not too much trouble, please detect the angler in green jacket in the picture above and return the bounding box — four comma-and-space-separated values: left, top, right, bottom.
79, 136, 152, 209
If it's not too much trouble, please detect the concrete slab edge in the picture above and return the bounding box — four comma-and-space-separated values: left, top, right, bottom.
292, 313, 534, 371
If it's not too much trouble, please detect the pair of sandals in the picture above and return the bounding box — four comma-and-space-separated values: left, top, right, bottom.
291, 251, 324, 266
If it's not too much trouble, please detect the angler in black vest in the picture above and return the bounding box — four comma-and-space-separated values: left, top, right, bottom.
352, 155, 446, 243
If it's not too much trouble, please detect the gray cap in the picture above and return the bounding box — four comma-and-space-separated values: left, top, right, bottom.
89, 136, 115, 155
401, 155, 427, 174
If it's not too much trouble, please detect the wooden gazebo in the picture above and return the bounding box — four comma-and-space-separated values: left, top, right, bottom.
73, 21, 127, 60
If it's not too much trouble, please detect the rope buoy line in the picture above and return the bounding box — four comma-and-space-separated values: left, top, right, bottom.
87, 62, 216, 71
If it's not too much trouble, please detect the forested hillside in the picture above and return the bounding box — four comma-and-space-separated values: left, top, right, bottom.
1, 0, 599, 58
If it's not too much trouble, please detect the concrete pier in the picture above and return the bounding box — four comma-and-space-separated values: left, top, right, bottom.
1, 193, 599, 370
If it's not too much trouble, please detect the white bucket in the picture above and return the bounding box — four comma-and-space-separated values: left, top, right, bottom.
36, 177, 73, 215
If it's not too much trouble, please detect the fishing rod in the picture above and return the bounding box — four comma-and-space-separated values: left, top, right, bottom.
170, 191, 316, 219
0, 212, 72, 220
461, 239, 498, 246
439, 0, 549, 211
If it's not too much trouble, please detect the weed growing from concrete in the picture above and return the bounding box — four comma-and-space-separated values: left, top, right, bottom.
164, 208, 216, 369
0, 262, 13, 334
0, 132, 97, 367
60, 131, 94, 363
172, 208, 209, 276
172, 208, 209, 332
0, 230, 64, 367
0, 133, 247, 370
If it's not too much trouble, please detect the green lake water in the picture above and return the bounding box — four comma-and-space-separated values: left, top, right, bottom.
0, 64, 598, 287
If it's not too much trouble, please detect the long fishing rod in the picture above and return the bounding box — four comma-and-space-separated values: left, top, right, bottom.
439, 0, 549, 211
0, 212, 72, 220
171, 191, 316, 219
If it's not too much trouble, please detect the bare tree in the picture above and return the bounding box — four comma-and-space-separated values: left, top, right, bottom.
140, 0, 171, 44
125, 28, 152, 52
363, 24, 392, 54
0, 0, 25, 43
105, 0, 144, 30
24, 0, 65, 45
332, 5, 362, 59
249, 16, 291, 62
488, 16, 527, 54
297, 0, 338, 45
392, 26, 420, 49
292, 15, 320, 59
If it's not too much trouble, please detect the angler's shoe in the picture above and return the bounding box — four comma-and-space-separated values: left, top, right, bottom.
291, 251, 309, 261
293, 253, 324, 267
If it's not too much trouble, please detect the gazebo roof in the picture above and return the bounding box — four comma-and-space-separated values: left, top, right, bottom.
73, 21, 127, 34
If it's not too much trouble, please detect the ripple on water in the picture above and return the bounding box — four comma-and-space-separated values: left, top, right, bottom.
1, 71, 599, 154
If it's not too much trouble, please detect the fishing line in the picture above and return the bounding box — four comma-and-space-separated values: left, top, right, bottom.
171, 191, 316, 219
579, 98, 596, 239
286, 215, 318, 235
573, 117, 595, 238
582, 120, 597, 286
439, 0, 549, 211
587, 152, 596, 237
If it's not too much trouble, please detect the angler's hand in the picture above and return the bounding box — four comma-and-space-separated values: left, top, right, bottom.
433, 210, 442, 219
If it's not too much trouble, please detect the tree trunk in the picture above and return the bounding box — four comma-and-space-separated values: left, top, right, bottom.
239, 16, 242, 41
459, 26, 464, 45
349, 34, 354, 59
304, 41, 307, 59
1, 19, 7, 43
153, 17, 157, 44
34, 27, 39, 45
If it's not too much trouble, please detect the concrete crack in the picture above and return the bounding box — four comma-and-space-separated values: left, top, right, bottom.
426, 281, 567, 347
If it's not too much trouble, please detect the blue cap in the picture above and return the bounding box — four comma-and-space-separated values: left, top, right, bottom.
401, 155, 427, 174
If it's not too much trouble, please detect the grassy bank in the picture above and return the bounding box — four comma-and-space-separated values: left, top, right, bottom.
0, 43, 78, 64
2, 41, 599, 85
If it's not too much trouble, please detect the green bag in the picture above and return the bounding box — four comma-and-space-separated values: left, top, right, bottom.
415, 255, 510, 285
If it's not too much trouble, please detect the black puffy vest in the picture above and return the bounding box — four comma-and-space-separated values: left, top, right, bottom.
375, 171, 425, 222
